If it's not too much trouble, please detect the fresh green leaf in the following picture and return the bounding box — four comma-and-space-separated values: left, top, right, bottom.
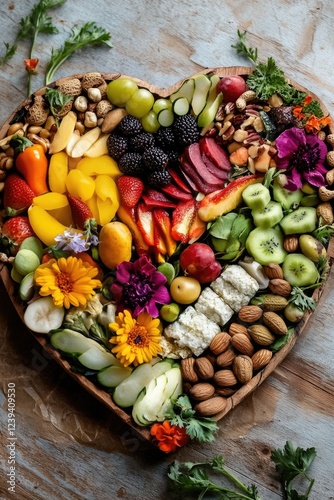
209, 213, 238, 239
312, 224, 334, 245
289, 287, 317, 312
271, 441, 316, 499
302, 99, 324, 118
270, 327, 295, 353
45, 87, 74, 118
17, 0, 66, 40
0, 42, 17, 66
45, 22, 112, 84
231, 30, 258, 64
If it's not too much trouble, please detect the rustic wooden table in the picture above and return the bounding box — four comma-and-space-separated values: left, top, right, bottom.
1, 0, 334, 499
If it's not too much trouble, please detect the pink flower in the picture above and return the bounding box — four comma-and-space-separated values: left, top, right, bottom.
110, 255, 170, 317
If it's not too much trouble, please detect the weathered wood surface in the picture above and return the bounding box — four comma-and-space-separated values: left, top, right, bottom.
1, 1, 334, 499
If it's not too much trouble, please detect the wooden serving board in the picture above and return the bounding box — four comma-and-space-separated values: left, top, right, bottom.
1, 67, 333, 445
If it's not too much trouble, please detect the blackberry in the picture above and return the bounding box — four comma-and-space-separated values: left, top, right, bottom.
130, 132, 155, 152
146, 168, 172, 188
155, 126, 176, 149
173, 114, 200, 147
107, 134, 129, 160
118, 115, 143, 136
166, 149, 180, 166
118, 152, 145, 175
142, 147, 169, 171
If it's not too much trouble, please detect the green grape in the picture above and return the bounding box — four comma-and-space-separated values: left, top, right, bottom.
125, 88, 155, 118
106, 78, 138, 107
157, 108, 174, 127
141, 110, 160, 133
153, 98, 173, 114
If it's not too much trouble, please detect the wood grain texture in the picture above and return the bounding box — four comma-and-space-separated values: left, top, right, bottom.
1, 1, 334, 499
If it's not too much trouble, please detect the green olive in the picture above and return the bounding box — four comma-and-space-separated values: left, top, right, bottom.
170, 276, 201, 305
299, 234, 326, 262
284, 303, 305, 323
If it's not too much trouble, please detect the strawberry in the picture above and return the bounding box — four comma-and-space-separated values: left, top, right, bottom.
3, 174, 35, 216
153, 209, 177, 256
67, 194, 95, 229
117, 176, 144, 208
0, 216, 35, 255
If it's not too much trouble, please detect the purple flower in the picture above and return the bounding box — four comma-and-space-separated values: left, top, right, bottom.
276, 127, 328, 191
110, 255, 170, 317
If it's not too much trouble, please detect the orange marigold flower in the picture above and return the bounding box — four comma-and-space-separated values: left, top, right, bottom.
320, 116, 332, 128
303, 95, 313, 106
293, 105, 304, 120
305, 115, 322, 134
24, 58, 39, 72
150, 420, 189, 453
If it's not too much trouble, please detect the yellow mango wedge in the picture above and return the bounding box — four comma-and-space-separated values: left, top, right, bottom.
49, 111, 77, 154
48, 152, 69, 193
28, 205, 81, 247
33, 192, 69, 210
66, 169, 95, 201
84, 134, 109, 158
77, 155, 122, 179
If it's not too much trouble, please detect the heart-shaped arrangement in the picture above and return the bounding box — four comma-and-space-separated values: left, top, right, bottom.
1, 67, 334, 451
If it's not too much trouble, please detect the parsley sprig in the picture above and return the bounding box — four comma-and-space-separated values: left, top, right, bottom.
271, 441, 317, 499
0, 42, 18, 66
232, 30, 306, 104
167, 395, 219, 443
45, 22, 112, 84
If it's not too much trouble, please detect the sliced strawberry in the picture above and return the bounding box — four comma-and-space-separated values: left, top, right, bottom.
160, 183, 193, 201
0, 215, 35, 255
153, 222, 167, 255
67, 194, 95, 229
153, 209, 177, 257
142, 189, 177, 209
117, 204, 150, 256
117, 175, 144, 208
168, 168, 193, 193
137, 203, 155, 246
171, 198, 197, 243
199, 137, 231, 170
3, 174, 35, 216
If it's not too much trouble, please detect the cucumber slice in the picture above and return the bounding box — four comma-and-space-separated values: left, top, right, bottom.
112, 363, 154, 408
191, 74, 212, 116
172, 97, 190, 116
157, 108, 174, 127
50, 328, 105, 356
151, 358, 175, 378
155, 366, 182, 421
170, 78, 195, 103
280, 207, 317, 235
97, 365, 133, 388
132, 374, 168, 426
19, 271, 35, 301
77, 346, 121, 370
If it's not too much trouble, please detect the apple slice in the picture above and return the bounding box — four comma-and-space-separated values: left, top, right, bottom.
142, 189, 177, 209
170, 78, 195, 103
191, 74, 212, 116
160, 183, 193, 201
200, 137, 232, 171
201, 154, 229, 181
49, 111, 77, 154
198, 174, 264, 222
168, 168, 193, 194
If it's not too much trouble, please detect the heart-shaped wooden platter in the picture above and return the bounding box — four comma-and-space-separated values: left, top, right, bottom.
1, 67, 334, 446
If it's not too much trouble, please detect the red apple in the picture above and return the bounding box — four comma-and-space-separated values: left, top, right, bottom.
216, 76, 247, 102
179, 242, 222, 283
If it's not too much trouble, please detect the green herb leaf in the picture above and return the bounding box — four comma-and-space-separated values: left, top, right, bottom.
270, 327, 295, 353
271, 441, 316, 499
45, 87, 74, 118
231, 30, 258, 64
0, 42, 17, 66
45, 22, 112, 84
289, 287, 317, 312
312, 224, 334, 245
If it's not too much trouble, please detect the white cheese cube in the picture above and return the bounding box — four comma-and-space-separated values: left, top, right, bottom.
221, 265, 259, 296
210, 276, 250, 312
195, 287, 234, 326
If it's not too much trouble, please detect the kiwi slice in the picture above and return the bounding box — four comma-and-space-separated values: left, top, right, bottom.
282, 253, 319, 287
251, 201, 283, 228
280, 207, 317, 235
246, 226, 287, 265
242, 183, 271, 210
272, 176, 303, 210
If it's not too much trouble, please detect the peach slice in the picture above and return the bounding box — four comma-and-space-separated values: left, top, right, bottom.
198, 174, 264, 222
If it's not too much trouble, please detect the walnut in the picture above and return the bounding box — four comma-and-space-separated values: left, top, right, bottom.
26, 95, 50, 126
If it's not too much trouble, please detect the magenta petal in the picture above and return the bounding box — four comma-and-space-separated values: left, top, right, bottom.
305, 170, 326, 187
284, 171, 303, 191
116, 261, 133, 283
152, 286, 171, 304
276, 127, 306, 158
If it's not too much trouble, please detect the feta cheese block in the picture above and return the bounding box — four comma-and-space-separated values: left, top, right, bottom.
164, 306, 220, 356
222, 265, 259, 296
210, 276, 251, 312
194, 287, 234, 326
159, 336, 193, 359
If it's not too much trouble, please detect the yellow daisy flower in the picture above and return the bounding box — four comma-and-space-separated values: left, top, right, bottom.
109, 310, 162, 367
34, 256, 102, 309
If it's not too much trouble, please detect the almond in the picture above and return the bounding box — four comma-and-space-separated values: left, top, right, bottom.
215, 386, 237, 397
213, 369, 238, 387
230, 333, 255, 357
101, 108, 127, 133
181, 358, 198, 383
228, 322, 249, 337
283, 235, 299, 253
248, 324, 275, 346
195, 357, 215, 380
251, 349, 273, 370
210, 331, 231, 355
263, 311, 288, 336
194, 396, 227, 417
189, 382, 215, 401
262, 294, 289, 311
238, 305, 263, 322
216, 346, 236, 368
263, 263, 284, 280
233, 355, 253, 384
268, 278, 292, 297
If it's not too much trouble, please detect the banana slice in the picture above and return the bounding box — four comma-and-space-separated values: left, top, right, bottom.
24, 297, 65, 334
